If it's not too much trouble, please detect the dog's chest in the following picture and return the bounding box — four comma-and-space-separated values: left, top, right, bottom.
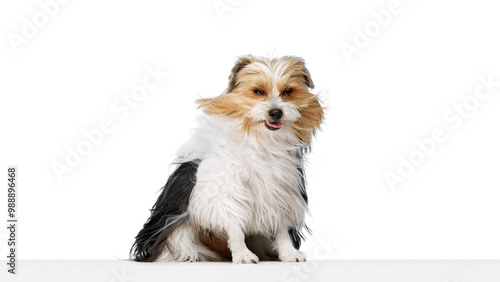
235, 148, 305, 233
190, 139, 306, 234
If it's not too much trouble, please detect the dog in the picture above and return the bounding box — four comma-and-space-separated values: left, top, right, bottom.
130, 55, 323, 263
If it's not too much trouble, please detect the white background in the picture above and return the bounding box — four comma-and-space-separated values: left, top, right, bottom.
0, 0, 499, 260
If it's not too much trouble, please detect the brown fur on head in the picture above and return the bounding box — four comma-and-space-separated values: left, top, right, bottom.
197, 55, 323, 143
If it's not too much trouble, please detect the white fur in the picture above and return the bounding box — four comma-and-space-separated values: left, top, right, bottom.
249, 97, 301, 124
185, 115, 306, 232
166, 114, 308, 263
272, 225, 306, 262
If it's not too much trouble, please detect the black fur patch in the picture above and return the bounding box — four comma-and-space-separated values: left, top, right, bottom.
289, 148, 312, 250
130, 160, 200, 262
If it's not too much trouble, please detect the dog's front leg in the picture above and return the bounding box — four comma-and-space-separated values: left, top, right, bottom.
226, 224, 259, 264
273, 225, 306, 262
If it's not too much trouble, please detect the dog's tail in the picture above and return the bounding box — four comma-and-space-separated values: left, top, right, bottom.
130, 160, 200, 262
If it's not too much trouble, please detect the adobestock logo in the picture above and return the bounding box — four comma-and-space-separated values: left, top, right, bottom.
109, 268, 135, 282
340, 0, 417, 63
8, 0, 70, 54
385, 74, 500, 191
212, 0, 243, 21
281, 235, 340, 282
51, 64, 169, 183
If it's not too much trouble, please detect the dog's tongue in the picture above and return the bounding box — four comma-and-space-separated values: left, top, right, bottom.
268, 120, 284, 128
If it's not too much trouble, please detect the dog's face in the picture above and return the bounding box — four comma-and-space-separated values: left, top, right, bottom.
197, 55, 323, 142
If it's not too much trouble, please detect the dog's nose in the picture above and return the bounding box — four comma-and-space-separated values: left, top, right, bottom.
268, 109, 283, 120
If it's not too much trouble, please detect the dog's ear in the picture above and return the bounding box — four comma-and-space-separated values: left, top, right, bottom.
293, 57, 315, 90
228, 55, 254, 92
300, 65, 314, 90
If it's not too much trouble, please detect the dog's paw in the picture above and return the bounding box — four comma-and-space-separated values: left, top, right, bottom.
279, 250, 306, 262
232, 250, 259, 264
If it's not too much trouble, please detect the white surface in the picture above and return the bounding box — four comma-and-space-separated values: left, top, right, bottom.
1, 0, 500, 260
2, 260, 500, 282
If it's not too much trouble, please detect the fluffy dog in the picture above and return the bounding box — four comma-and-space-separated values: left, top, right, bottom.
130, 55, 323, 263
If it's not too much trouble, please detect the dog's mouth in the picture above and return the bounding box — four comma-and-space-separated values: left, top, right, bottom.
265, 120, 284, 131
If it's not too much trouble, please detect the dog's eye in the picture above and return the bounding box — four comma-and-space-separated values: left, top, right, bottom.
253, 89, 264, 95
283, 88, 293, 96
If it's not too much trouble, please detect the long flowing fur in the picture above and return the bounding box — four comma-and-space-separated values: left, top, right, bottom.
289, 146, 312, 249
130, 160, 200, 262
130, 55, 323, 263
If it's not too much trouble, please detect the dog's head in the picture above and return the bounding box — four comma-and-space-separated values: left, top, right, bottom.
197, 55, 323, 143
